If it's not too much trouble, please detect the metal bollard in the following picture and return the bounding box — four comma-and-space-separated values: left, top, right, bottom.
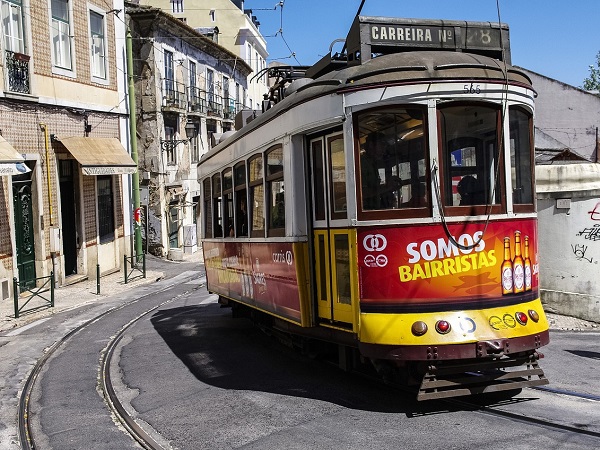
50, 271, 55, 308
13, 277, 18, 318
96, 264, 100, 295
124, 255, 128, 284
142, 252, 146, 278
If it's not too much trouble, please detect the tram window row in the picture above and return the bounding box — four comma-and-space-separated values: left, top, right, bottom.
201, 103, 534, 240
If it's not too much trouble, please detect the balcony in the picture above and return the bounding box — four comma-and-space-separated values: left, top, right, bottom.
6, 51, 30, 94
162, 78, 186, 110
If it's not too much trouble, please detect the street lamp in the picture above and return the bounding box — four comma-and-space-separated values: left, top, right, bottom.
160, 121, 198, 150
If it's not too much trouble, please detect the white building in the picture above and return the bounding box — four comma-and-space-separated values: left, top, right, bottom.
127, 5, 252, 257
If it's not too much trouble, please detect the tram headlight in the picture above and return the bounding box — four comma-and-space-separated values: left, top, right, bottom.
528, 310, 540, 323
515, 312, 528, 325
435, 320, 451, 334
411, 321, 428, 336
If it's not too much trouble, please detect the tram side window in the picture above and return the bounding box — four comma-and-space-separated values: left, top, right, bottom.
439, 105, 501, 207
357, 108, 427, 212
266, 145, 285, 236
249, 155, 265, 237
509, 107, 534, 207
212, 173, 223, 237
222, 168, 234, 237
311, 139, 326, 221
234, 162, 248, 237
328, 134, 347, 218
203, 178, 212, 238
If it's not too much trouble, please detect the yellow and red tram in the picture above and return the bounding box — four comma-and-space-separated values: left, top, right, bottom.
198, 16, 549, 400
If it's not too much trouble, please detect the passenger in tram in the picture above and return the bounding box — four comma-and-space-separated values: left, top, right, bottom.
361, 132, 401, 210
457, 175, 484, 206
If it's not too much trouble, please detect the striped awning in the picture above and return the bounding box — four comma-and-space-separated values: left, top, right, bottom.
60, 137, 137, 175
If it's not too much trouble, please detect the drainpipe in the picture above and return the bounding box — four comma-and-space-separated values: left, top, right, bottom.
40, 123, 56, 277
126, 28, 142, 260
39, 123, 53, 226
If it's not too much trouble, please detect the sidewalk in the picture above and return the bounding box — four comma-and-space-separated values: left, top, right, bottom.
2, 250, 598, 334
0, 251, 204, 334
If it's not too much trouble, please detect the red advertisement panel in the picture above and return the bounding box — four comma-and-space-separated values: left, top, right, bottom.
358, 219, 538, 305
203, 241, 302, 322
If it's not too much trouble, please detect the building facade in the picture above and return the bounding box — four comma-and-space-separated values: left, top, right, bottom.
0, 0, 134, 301
127, 5, 251, 257
139, 0, 269, 113
523, 69, 600, 322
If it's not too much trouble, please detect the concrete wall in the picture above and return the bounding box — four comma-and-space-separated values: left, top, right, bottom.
523, 69, 600, 161
536, 163, 600, 322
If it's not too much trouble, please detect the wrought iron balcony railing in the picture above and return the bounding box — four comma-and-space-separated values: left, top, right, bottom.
6, 51, 30, 94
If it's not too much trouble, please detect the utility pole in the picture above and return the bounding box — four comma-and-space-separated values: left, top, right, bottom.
126, 28, 142, 260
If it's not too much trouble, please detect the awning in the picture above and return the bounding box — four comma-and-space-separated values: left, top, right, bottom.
0, 162, 30, 175
0, 135, 24, 163
60, 137, 137, 175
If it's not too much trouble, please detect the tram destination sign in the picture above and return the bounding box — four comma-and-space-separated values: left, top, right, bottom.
347, 16, 510, 63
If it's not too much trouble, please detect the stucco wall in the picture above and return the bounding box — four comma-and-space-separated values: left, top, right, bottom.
536, 164, 600, 322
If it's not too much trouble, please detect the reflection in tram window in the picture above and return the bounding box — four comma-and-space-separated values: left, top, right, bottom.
249, 155, 264, 237
203, 178, 212, 238
222, 168, 234, 237
509, 107, 534, 206
212, 173, 222, 237
328, 135, 347, 216
357, 108, 427, 211
266, 145, 285, 235
234, 162, 248, 236
439, 105, 501, 207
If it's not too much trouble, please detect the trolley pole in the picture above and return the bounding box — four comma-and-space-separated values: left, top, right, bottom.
127, 28, 142, 262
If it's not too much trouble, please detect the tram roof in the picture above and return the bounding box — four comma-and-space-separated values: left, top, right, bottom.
199, 50, 532, 166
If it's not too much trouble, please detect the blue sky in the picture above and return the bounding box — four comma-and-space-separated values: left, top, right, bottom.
246, 0, 599, 88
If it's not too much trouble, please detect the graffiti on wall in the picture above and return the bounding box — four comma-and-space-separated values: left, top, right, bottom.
571, 244, 594, 263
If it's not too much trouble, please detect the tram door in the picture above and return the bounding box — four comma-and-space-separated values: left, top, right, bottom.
310, 134, 356, 326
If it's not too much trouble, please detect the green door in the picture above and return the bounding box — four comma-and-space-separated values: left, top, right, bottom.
13, 181, 36, 290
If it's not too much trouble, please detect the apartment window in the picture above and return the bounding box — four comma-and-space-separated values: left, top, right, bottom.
97, 176, 115, 243
165, 123, 176, 165
207, 68, 214, 108
164, 50, 174, 97
247, 43, 252, 64
89, 10, 106, 79
190, 130, 199, 162
172, 0, 183, 13
209, 9, 215, 22
51, 0, 72, 70
2, 0, 25, 53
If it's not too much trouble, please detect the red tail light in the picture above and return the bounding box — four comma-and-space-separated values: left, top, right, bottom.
435, 320, 451, 334
515, 312, 528, 325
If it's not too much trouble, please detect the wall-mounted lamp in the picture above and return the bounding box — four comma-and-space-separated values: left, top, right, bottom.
160, 121, 198, 151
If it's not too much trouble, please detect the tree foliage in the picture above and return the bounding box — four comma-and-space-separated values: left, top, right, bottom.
583, 51, 600, 91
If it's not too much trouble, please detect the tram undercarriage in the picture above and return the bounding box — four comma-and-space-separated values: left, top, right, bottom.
221, 297, 548, 401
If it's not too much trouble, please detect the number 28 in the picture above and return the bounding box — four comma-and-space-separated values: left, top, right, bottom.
464, 83, 481, 94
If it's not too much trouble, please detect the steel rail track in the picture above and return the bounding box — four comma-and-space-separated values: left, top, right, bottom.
17, 276, 202, 450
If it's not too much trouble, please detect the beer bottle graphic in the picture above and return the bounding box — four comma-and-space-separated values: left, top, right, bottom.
501, 237, 513, 295
524, 235, 532, 291
512, 231, 525, 294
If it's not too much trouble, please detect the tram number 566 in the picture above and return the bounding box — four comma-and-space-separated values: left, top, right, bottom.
464, 83, 481, 94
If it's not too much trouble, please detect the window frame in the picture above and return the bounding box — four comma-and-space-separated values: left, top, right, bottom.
248, 154, 265, 238
437, 102, 505, 217
50, 0, 74, 75
234, 161, 248, 237
266, 145, 285, 237
509, 106, 535, 213
222, 167, 234, 237
212, 173, 223, 237
203, 178, 212, 238
2, 0, 25, 54
97, 175, 115, 244
355, 105, 430, 221
88, 7, 107, 83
